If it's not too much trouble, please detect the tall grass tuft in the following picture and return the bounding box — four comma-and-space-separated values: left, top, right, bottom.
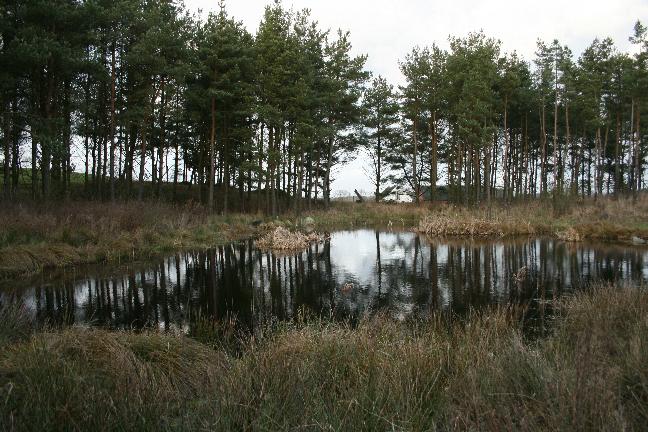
255, 226, 327, 251
1, 283, 648, 430
0, 329, 229, 431
0, 305, 35, 347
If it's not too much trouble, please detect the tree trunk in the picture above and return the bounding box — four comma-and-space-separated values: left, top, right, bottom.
375, 127, 381, 202
635, 102, 641, 199
109, 43, 117, 202
11, 111, 19, 196
62, 81, 71, 199
138, 86, 160, 201
223, 124, 229, 215
595, 127, 602, 198
157, 77, 166, 199
272, 126, 280, 215
296, 149, 304, 215
564, 102, 570, 193
503, 97, 510, 200
137, 126, 147, 201
173, 137, 179, 201
484, 133, 492, 205
429, 112, 437, 202
31, 128, 38, 200
41, 68, 55, 199
553, 67, 559, 193
540, 101, 547, 195
257, 123, 264, 213
324, 133, 334, 209
208, 95, 216, 210
615, 111, 621, 194
3, 99, 11, 200
523, 114, 529, 197
412, 115, 419, 204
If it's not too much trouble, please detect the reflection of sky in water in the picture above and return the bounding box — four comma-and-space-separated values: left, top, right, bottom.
2, 231, 648, 334
329, 230, 410, 286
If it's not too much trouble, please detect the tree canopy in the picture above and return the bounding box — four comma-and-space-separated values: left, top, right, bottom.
1, 1, 646, 210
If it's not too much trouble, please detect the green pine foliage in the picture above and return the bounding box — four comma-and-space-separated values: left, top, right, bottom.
0, 2, 646, 209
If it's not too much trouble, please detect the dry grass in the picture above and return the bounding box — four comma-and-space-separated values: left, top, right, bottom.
418, 215, 537, 237
304, 201, 429, 228
0, 201, 262, 277
0, 201, 421, 276
414, 195, 648, 242
255, 226, 326, 251
1, 283, 647, 431
556, 226, 583, 242
1, 195, 647, 277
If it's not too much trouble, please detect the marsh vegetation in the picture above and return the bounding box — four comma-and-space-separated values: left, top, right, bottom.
1, 196, 647, 278
2, 1, 648, 430
2, 285, 648, 431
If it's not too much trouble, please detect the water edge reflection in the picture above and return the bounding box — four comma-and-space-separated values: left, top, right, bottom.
2, 229, 646, 337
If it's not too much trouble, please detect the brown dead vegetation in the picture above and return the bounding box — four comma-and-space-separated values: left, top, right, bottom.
255, 226, 326, 251
415, 195, 648, 242
1, 195, 647, 277
2, 284, 648, 431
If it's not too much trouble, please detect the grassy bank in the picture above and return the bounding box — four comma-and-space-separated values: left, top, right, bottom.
0, 200, 436, 277
2, 195, 648, 278
0, 202, 265, 277
0, 284, 647, 431
416, 194, 648, 241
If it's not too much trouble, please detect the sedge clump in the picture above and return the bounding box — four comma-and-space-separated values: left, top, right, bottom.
255, 226, 327, 251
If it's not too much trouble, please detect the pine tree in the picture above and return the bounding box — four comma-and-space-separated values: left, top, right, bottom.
362, 76, 400, 201
321, 30, 368, 208
446, 32, 500, 203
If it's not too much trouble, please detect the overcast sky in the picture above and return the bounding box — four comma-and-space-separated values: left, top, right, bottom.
184, 0, 647, 195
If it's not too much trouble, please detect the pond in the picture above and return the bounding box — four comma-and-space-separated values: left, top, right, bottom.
1, 229, 647, 336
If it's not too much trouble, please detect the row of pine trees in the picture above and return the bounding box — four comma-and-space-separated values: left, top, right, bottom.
1, 0, 647, 213
386, 30, 647, 205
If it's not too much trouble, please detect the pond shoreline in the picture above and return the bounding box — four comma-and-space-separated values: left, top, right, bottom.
1, 197, 647, 279
3, 229, 646, 338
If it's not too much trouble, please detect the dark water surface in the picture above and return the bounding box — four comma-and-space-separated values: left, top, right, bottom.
2, 230, 647, 335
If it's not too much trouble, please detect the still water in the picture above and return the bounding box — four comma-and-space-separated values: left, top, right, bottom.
2, 230, 647, 335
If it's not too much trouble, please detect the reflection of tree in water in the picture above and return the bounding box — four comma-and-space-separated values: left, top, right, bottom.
3, 233, 646, 335
180, 241, 338, 331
